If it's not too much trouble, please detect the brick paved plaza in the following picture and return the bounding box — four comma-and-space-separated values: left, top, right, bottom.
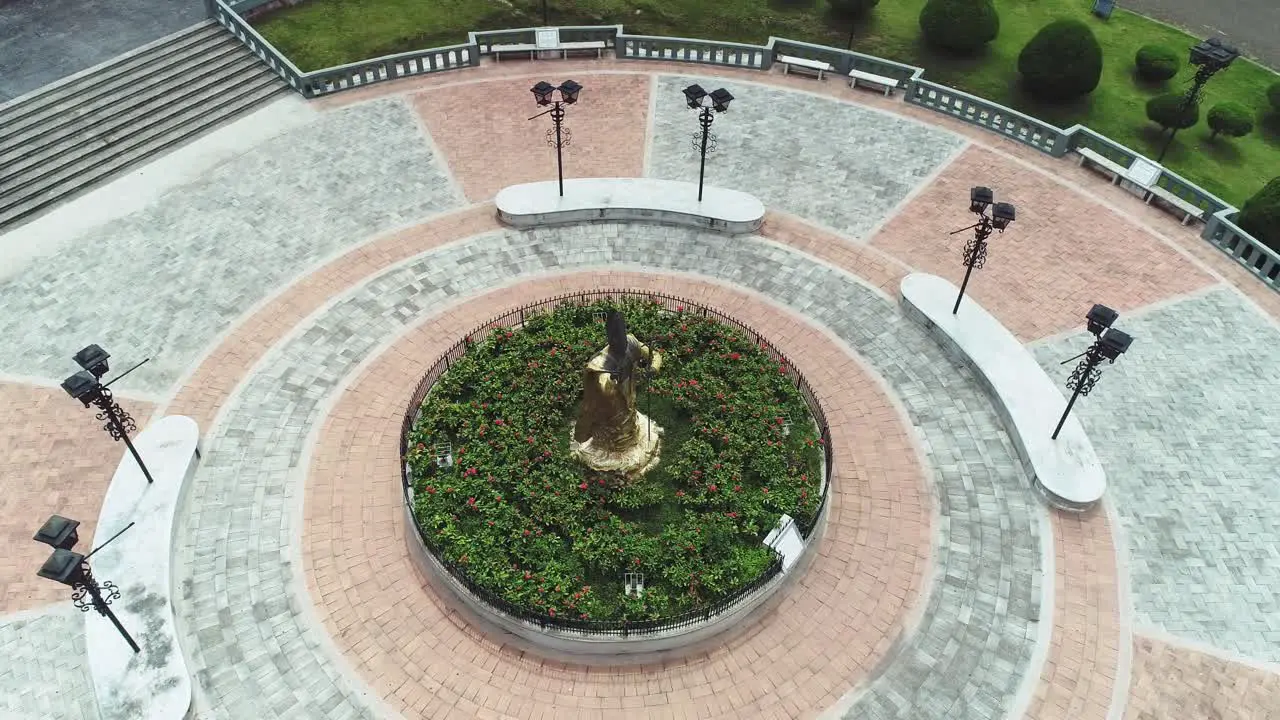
2, 60, 1278, 720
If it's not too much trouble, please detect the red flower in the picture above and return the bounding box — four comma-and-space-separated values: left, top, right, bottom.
597, 479, 606, 486
548, 608, 556, 617
762, 487, 770, 494
778, 365, 787, 374
579, 482, 588, 490
676, 490, 685, 498
527, 436, 535, 444
426, 486, 436, 495
495, 419, 505, 425
523, 530, 531, 537
730, 352, 740, 360
467, 497, 477, 507
726, 512, 738, 519
633, 557, 642, 565
415, 443, 425, 451
733, 485, 742, 492
708, 484, 718, 492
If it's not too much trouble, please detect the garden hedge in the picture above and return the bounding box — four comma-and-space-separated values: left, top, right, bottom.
1135, 44, 1180, 83
919, 0, 1000, 55
1017, 20, 1104, 102
1238, 177, 1280, 252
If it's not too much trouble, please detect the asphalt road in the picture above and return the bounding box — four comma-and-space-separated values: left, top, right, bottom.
1116, 0, 1278, 71
0, 0, 207, 104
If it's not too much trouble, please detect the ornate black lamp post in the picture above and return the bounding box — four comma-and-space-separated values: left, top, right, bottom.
34, 516, 140, 653
1051, 304, 1134, 440
950, 186, 1016, 314
61, 345, 154, 484
1157, 36, 1239, 162
529, 80, 583, 197
683, 84, 734, 202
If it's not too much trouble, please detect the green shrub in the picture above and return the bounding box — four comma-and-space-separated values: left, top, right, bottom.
1018, 20, 1104, 102
919, 0, 1000, 55
1146, 93, 1200, 132
1207, 102, 1254, 140
1238, 177, 1280, 252
1134, 44, 1180, 83
829, 0, 880, 18
1269, 82, 1280, 112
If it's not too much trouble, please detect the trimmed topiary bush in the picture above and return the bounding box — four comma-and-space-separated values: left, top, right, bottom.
919, 0, 1000, 55
829, 0, 880, 18
1018, 20, 1104, 102
1146, 93, 1200, 132
1135, 44, 1180, 83
1238, 178, 1280, 252
1207, 102, 1254, 140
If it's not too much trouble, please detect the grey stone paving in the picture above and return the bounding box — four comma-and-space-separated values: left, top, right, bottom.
0, 605, 99, 720
0, 97, 462, 396
0, 0, 206, 103
175, 223, 1042, 719
1032, 287, 1280, 664
646, 75, 966, 239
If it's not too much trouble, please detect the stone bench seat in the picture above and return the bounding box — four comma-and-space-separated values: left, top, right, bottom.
900, 273, 1107, 511
775, 54, 833, 80
1145, 185, 1206, 226
847, 68, 899, 96
490, 43, 538, 61
1075, 147, 1129, 182
495, 178, 765, 234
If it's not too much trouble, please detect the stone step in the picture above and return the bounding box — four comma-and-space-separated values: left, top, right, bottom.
0, 76, 287, 228
0, 21, 225, 135
0, 53, 266, 180
0, 32, 244, 155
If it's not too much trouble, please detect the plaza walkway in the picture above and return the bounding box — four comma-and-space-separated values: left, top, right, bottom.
1, 57, 1278, 720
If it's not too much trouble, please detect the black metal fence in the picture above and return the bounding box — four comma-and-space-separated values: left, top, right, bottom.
398, 290, 832, 636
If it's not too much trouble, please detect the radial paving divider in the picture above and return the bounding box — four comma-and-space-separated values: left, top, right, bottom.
899, 272, 1106, 510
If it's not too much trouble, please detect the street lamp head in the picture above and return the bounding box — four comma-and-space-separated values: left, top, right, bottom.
1085, 304, 1119, 336
991, 202, 1016, 230
969, 186, 993, 214
709, 88, 734, 112
559, 79, 583, 104
33, 515, 81, 550
1190, 37, 1239, 69
531, 81, 556, 106
1098, 328, 1133, 361
37, 548, 87, 587
683, 84, 708, 110
61, 371, 103, 407
73, 344, 111, 379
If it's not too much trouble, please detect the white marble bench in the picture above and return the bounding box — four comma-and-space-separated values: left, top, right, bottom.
900, 273, 1107, 511
490, 43, 538, 61
1075, 147, 1129, 183
1145, 185, 1205, 226
776, 54, 833, 80
86, 415, 200, 719
495, 178, 766, 234
847, 68, 899, 96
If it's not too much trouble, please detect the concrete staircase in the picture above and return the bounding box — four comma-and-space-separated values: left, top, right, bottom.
0, 20, 289, 230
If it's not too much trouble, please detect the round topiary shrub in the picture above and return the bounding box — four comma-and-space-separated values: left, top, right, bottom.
1017, 20, 1104, 102
1135, 44, 1180, 83
919, 0, 1000, 55
829, 0, 879, 18
1207, 102, 1254, 140
1146, 93, 1200, 132
406, 297, 825, 622
1238, 177, 1280, 252
1268, 81, 1280, 113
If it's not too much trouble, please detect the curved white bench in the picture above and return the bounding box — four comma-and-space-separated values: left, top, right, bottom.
494, 178, 766, 234
899, 273, 1106, 511
87, 415, 199, 719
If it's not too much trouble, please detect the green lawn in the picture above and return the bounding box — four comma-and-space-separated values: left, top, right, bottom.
254, 0, 1280, 206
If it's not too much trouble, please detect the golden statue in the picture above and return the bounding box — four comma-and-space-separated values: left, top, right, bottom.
571, 310, 663, 475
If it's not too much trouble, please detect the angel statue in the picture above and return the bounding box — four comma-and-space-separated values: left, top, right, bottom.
571, 309, 664, 475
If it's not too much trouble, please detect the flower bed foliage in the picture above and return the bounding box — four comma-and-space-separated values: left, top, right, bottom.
406, 298, 823, 622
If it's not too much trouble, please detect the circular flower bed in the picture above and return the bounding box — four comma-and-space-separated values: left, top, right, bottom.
406, 297, 824, 623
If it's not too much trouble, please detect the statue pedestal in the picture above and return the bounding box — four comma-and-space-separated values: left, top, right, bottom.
571, 412, 663, 475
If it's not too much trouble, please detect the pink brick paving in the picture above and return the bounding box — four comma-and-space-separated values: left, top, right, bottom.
1125, 635, 1280, 720
867, 145, 1218, 342
0, 382, 155, 614
302, 271, 933, 720
411, 74, 650, 202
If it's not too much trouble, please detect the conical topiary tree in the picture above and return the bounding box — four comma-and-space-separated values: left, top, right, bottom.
919, 0, 1000, 55
1238, 177, 1280, 252
1018, 20, 1104, 102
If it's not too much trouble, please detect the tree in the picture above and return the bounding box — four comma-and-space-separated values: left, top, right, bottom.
1146, 93, 1200, 132
1206, 102, 1254, 140
1134, 44, 1180, 83
919, 0, 1000, 55
1237, 177, 1280, 252
1018, 20, 1104, 102
830, 0, 879, 18
1269, 81, 1280, 113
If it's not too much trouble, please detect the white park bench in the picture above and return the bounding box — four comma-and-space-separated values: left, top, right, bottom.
490, 28, 606, 62
1075, 146, 1129, 183
1077, 148, 1205, 226
776, 54, 833, 80
847, 68, 900, 96
490, 43, 538, 61
1144, 185, 1205, 225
